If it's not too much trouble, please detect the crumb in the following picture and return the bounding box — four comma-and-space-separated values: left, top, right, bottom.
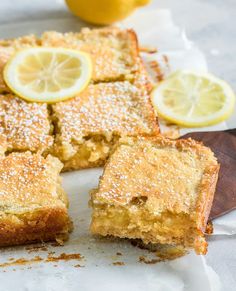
140, 46, 157, 54
46, 253, 83, 262
48, 251, 56, 256
74, 264, 85, 268
149, 60, 164, 82
205, 221, 213, 235
116, 252, 122, 256
112, 261, 125, 266
50, 242, 63, 247
139, 256, 161, 264
0, 256, 43, 268
26, 245, 48, 253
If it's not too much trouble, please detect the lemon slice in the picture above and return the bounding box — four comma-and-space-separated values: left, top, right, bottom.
151, 70, 235, 127
3, 47, 92, 103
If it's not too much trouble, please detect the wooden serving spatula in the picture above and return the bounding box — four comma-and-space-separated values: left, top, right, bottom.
181, 128, 236, 220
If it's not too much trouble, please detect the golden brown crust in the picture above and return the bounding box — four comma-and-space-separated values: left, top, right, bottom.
195, 164, 220, 232
0, 152, 71, 247
0, 207, 71, 247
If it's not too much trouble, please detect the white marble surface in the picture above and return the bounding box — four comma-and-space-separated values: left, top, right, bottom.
0, 0, 236, 290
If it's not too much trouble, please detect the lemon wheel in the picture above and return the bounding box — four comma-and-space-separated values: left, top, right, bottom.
3, 47, 92, 103
151, 70, 235, 127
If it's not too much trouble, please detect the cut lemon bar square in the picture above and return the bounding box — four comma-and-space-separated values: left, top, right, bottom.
51, 81, 159, 171
0, 94, 53, 154
90, 136, 219, 255
0, 151, 71, 246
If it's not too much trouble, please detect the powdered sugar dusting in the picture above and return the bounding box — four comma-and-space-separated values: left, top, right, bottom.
0, 152, 63, 206
53, 81, 159, 144
0, 94, 53, 153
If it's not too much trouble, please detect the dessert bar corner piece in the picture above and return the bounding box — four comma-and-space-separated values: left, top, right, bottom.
90, 136, 219, 255
51, 81, 159, 171
0, 152, 71, 246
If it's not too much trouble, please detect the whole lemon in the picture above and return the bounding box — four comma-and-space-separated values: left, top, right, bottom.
65, 0, 151, 25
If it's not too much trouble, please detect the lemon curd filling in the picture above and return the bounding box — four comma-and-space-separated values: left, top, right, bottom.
90, 203, 199, 248
53, 134, 120, 171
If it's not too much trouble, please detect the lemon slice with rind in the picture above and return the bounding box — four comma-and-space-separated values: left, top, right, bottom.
151, 70, 235, 127
3, 47, 92, 103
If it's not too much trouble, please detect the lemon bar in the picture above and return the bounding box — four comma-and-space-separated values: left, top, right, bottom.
0, 151, 71, 247
51, 81, 159, 171
90, 136, 219, 255
41, 27, 139, 83
0, 94, 53, 153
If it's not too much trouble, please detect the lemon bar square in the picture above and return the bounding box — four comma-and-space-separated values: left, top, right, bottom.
0, 151, 71, 247
0, 94, 53, 154
51, 81, 159, 171
90, 136, 219, 255
41, 27, 139, 83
